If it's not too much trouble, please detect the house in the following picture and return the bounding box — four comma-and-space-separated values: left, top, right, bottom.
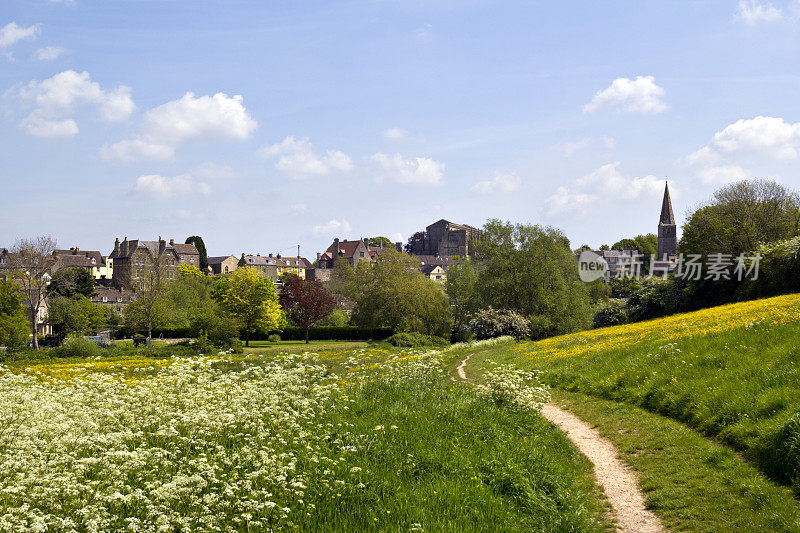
422, 264, 447, 283
406, 219, 482, 258
208, 255, 239, 275
91, 286, 137, 315
237, 253, 313, 283
108, 237, 200, 290
52, 247, 113, 280
317, 238, 374, 269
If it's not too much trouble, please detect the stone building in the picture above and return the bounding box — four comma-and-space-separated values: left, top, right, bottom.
657, 183, 677, 260
108, 237, 199, 290
51, 247, 113, 280
91, 286, 137, 315
406, 219, 481, 258
237, 253, 312, 283
208, 255, 239, 275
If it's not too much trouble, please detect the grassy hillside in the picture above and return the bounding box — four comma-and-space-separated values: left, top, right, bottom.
466, 294, 800, 490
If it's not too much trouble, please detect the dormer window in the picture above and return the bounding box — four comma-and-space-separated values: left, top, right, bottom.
102, 296, 108, 302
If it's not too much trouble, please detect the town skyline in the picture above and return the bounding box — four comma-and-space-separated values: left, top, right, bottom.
3, 1, 800, 256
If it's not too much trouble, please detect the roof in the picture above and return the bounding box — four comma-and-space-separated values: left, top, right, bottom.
53, 255, 95, 268
659, 183, 676, 225
207, 255, 236, 264
172, 243, 199, 255
110, 239, 196, 260
421, 264, 445, 275
427, 219, 481, 233
325, 240, 365, 259
54, 249, 104, 265
92, 287, 136, 302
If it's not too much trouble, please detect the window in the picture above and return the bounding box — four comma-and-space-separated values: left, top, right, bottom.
224, 266, 229, 273
102, 296, 108, 302
359, 252, 364, 257
116, 297, 122, 303
0, 258, 5, 264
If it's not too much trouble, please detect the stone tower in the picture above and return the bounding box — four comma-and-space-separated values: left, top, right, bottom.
657, 182, 677, 260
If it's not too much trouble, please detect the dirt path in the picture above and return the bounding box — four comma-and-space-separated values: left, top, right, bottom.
455, 353, 665, 533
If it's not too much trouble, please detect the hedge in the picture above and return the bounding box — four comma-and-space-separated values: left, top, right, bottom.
255, 327, 393, 341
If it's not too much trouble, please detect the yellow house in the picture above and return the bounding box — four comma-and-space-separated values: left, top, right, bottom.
422, 264, 447, 283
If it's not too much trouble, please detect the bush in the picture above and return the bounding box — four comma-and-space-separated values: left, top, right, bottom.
267, 334, 281, 343
593, 299, 628, 328
450, 328, 475, 343
384, 332, 450, 349
53, 337, 103, 358
469, 308, 531, 340
255, 327, 393, 341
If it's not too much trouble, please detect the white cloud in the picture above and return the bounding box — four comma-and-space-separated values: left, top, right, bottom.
372, 152, 444, 185
0, 22, 39, 59
696, 164, 749, 185
313, 218, 351, 236
259, 136, 353, 178
102, 92, 257, 162
383, 128, 409, 141
19, 114, 78, 139
584, 76, 667, 114
290, 203, 308, 213
35, 46, 67, 60
15, 70, 134, 137
559, 138, 593, 157
143, 92, 256, 144
737, 0, 782, 24
471, 171, 522, 194
133, 174, 211, 199
100, 138, 174, 162
602, 136, 617, 149
545, 162, 664, 214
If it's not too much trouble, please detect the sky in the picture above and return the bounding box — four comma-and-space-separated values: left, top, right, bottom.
1, 0, 800, 258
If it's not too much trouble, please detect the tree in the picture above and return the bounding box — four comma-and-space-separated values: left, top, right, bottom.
279, 276, 337, 343
221, 267, 282, 346
369, 236, 394, 249
185, 236, 209, 271
444, 259, 481, 338
334, 250, 452, 338
475, 220, 593, 339
680, 179, 800, 256
47, 295, 108, 339
612, 233, 658, 273
8, 235, 57, 350
0, 279, 30, 352
48, 267, 94, 298
123, 250, 170, 344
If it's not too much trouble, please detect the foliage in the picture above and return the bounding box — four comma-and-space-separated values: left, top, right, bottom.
316, 308, 349, 327
185, 235, 209, 271
483, 363, 550, 411
469, 307, 531, 340
0, 280, 29, 350
47, 267, 94, 298
279, 276, 337, 343
475, 220, 593, 339
444, 259, 481, 336
52, 336, 104, 358
188, 303, 239, 348
384, 332, 449, 348
8, 235, 57, 350
624, 277, 684, 322
267, 334, 281, 343
178, 264, 204, 279
221, 267, 282, 346
47, 295, 108, 338
334, 250, 452, 338
369, 236, 394, 248
680, 179, 800, 257
592, 299, 628, 328
123, 251, 171, 341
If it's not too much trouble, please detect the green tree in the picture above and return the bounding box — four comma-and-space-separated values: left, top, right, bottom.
612, 233, 658, 273
475, 220, 593, 339
47, 295, 108, 339
8, 235, 57, 350
444, 259, 481, 338
123, 251, 170, 344
369, 236, 394, 248
48, 267, 95, 298
0, 279, 30, 351
185, 236, 209, 271
334, 250, 452, 338
680, 179, 800, 256
221, 267, 282, 346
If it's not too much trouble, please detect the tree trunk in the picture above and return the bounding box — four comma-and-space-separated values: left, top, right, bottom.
29, 312, 39, 351
305, 326, 310, 344
147, 323, 152, 347
246, 330, 250, 347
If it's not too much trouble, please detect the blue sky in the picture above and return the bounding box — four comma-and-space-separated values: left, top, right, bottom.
2, 0, 800, 257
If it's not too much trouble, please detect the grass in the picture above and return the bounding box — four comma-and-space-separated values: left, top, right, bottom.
463, 293, 800, 490
552, 390, 800, 532
243, 339, 368, 354
0, 346, 612, 530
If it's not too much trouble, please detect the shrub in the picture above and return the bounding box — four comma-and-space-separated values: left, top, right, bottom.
53, 337, 103, 358
593, 299, 628, 328
267, 334, 281, 343
469, 307, 531, 340
385, 332, 449, 349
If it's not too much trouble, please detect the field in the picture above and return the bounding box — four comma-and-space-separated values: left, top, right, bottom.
0, 345, 609, 531
462, 294, 800, 490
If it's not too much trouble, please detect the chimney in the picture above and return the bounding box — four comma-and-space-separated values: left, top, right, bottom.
277, 254, 281, 259
363, 237, 369, 247
169, 239, 174, 245
269, 253, 273, 258
333, 238, 340, 255
114, 238, 120, 255
122, 237, 129, 256
395, 242, 402, 253
317, 252, 321, 261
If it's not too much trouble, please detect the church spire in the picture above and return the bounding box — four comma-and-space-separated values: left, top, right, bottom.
659, 182, 675, 226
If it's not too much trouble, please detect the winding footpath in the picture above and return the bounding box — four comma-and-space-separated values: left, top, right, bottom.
455, 354, 665, 533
